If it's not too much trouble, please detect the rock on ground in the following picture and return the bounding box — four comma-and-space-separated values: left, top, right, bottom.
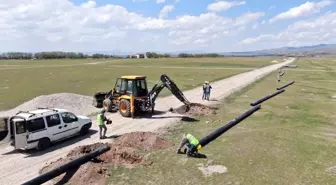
197, 163, 228, 177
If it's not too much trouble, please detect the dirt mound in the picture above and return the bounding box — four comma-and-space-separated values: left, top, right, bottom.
116, 131, 171, 151
0, 93, 97, 117
67, 142, 107, 159
40, 132, 171, 185
171, 103, 218, 116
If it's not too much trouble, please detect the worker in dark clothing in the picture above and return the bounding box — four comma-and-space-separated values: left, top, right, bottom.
97, 109, 108, 139
176, 133, 201, 156
204, 81, 212, 101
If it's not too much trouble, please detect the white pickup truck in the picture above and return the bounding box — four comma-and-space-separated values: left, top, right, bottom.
0, 108, 92, 150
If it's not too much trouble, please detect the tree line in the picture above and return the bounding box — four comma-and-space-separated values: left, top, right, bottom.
0, 52, 115, 60
0, 51, 226, 60
178, 53, 223, 58
146, 52, 224, 58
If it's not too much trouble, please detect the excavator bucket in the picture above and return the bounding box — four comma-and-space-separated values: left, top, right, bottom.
160, 74, 191, 112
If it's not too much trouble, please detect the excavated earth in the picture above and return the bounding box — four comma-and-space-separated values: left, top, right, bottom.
171, 103, 218, 116
40, 132, 172, 185
0, 93, 97, 117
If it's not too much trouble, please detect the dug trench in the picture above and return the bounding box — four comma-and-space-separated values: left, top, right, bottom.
39, 132, 172, 185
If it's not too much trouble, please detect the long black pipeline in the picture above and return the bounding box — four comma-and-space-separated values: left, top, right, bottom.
198, 104, 261, 148
22, 145, 111, 185
250, 89, 285, 106
277, 80, 295, 90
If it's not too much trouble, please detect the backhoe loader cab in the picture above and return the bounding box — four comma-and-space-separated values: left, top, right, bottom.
93, 74, 191, 118
113, 76, 148, 97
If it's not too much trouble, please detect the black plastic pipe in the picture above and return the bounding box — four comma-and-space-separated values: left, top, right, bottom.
22, 145, 111, 185
277, 80, 295, 90
198, 104, 261, 148
250, 89, 285, 106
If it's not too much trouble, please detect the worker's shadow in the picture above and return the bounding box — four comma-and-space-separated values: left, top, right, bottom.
190, 153, 207, 158
101, 134, 121, 139
179, 150, 207, 158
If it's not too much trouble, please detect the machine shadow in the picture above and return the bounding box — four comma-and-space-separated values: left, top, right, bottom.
2, 129, 98, 157
138, 110, 199, 122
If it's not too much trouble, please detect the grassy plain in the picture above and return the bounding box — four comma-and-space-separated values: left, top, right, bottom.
0, 57, 279, 111
107, 57, 336, 185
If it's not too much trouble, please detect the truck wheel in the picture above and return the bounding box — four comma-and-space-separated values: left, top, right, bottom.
80, 125, 90, 135
103, 99, 112, 112
37, 138, 51, 151
119, 99, 131, 117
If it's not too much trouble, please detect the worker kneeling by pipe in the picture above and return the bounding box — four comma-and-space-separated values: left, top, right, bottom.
176, 133, 201, 157
177, 105, 261, 157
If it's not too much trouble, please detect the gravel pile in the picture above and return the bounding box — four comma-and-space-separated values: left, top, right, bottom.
0, 93, 99, 117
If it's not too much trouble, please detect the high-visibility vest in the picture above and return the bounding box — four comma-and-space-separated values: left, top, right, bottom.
97, 114, 104, 126
186, 134, 199, 146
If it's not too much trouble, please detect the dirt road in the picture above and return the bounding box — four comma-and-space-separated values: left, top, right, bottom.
0, 58, 295, 185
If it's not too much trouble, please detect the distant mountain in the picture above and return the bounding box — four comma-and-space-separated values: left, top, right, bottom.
228, 44, 336, 56
72, 43, 336, 57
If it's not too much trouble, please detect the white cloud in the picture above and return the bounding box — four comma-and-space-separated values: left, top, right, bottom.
159, 5, 174, 19
234, 12, 265, 26
207, 1, 246, 13
0, 0, 265, 52
270, 0, 334, 23
81, 0, 97, 8
156, 0, 165, 3
241, 11, 336, 47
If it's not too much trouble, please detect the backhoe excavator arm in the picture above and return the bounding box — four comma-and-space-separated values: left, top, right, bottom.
146, 74, 190, 112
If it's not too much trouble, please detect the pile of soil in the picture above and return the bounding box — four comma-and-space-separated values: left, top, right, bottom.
116, 131, 171, 151
171, 103, 218, 116
40, 132, 172, 185
0, 93, 97, 117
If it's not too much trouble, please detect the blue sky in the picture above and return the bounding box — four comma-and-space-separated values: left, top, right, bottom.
0, 0, 336, 52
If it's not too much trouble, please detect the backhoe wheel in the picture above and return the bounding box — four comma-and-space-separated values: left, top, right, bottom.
119, 99, 131, 117
103, 98, 112, 112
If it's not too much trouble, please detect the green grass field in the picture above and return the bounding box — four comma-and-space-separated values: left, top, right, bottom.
106, 57, 336, 185
0, 57, 279, 111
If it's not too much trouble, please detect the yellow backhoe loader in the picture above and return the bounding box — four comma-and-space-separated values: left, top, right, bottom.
92, 74, 191, 118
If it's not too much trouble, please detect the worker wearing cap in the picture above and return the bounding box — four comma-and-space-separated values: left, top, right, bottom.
204, 81, 212, 101
97, 109, 108, 139
176, 133, 201, 156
